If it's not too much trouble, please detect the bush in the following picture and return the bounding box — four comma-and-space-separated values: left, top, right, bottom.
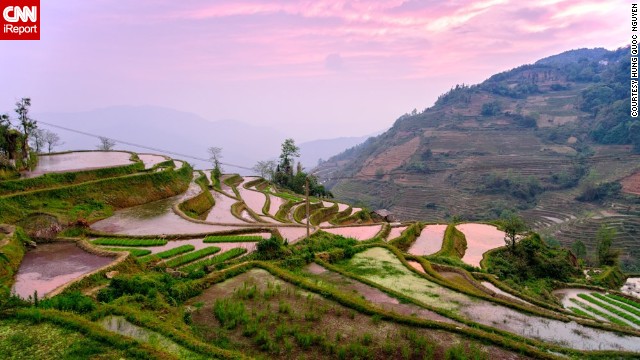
256, 236, 287, 260
40, 291, 96, 314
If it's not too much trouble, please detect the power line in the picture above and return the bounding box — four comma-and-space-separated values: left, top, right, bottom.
37, 120, 254, 171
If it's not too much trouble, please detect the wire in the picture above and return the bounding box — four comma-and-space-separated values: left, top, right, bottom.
37, 120, 254, 171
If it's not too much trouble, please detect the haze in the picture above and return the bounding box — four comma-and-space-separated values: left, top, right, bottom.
0, 0, 628, 141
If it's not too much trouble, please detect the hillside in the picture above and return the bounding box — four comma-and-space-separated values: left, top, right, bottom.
315, 47, 640, 271
3, 150, 640, 359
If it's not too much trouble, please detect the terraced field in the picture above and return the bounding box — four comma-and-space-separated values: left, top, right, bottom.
4, 150, 640, 359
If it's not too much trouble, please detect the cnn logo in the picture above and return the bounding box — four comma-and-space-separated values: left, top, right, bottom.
1, 0, 40, 40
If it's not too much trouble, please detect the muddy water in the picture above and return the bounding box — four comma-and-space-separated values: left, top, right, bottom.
621, 277, 640, 298
407, 260, 426, 273
480, 281, 533, 306
23, 151, 134, 178
552, 288, 639, 328
278, 227, 310, 244
387, 226, 407, 240
351, 247, 640, 351
324, 225, 382, 241
303, 263, 458, 324
100, 316, 206, 359
173, 160, 185, 169
267, 195, 285, 216
336, 203, 350, 212
237, 183, 267, 216
408, 224, 447, 256
12, 242, 114, 299
457, 224, 506, 267
91, 182, 246, 235
137, 154, 168, 169
206, 192, 244, 223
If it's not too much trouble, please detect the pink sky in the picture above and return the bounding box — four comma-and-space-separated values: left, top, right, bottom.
0, 0, 629, 140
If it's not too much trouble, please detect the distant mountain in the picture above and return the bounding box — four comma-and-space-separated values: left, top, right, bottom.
315, 46, 640, 271
298, 134, 378, 170
34, 106, 285, 173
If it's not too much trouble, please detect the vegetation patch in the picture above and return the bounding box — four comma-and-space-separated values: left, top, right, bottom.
204, 235, 263, 243
432, 224, 467, 259
139, 245, 195, 264
181, 248, 248, 274
164, 247, 221, 268
102, 247, 152, 257
92, 238, 168, 247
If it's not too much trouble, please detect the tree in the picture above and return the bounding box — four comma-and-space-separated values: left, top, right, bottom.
30, 128, 45, 153
596, 225, 619, 266
97, 136, 116, 150
501, 214, 528, 252
571, 240, 587, 259
279, 138, 299, 175
42, 130, 63, 153
15, 98, 37, 160
253, 160, 276, 180
0, 114, 9, 158
207, 147, 223, 171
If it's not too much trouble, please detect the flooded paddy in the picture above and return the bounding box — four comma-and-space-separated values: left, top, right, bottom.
553, 288, 639, 328
342, 247, 640, 351
266, 194, 285, 216
23, 151, 134, 178
100, 316, 207, 359
12, 242, 114, 299
278, 227, 310, 244
408, 224, 447, 256
137, 153, 168, 169
387, 226, 407, 240
481, 281, 533, 306
91, 183, 246, 235
103, 236, 266, 255
407, 260, 426, 273
304, 263, 457, 324
237, 181, 267, 215
323, 225, 382, 240
457, 224, 506, 267
621, 277, 640, 298
206, 192, 244, 223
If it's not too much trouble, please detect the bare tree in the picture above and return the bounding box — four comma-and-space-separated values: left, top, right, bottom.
97, 136, 116, 151
42, 130, 63, 153
30, 128, 45, 153
207, 147, 223, 171
253, 160, 276, 180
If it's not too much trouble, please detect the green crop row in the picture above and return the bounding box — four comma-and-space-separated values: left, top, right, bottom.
180, 248, 248, 273
138, 245, 195, 264
591, 293, 640, 318
570, 298, 630, 327
164, 246, 220, 268
309, 203, 338, 226
203, 235, 263, 243
577, 294, 640, 326
606, 294, 640, 310
102, 248, 152, 257
92, 238, 168, 247
569, 307, 593, 318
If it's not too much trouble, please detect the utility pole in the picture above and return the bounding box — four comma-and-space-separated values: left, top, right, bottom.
305, 176, 310, 240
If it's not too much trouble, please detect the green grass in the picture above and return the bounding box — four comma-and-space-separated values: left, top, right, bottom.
164, 246, 221, 268
569, 298, 630, 327
92, 238, 168, 247
138, 245, 195, 264
102, 247, 152, 257
203, 235, 263, 243
271, 192, 302, 202
180, 248, 248, 273
606, 294, 640, 310
577, 294, 640, 326
0, 319, 128, 360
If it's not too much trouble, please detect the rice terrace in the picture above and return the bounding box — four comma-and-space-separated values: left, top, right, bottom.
2, 35, 640, 360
